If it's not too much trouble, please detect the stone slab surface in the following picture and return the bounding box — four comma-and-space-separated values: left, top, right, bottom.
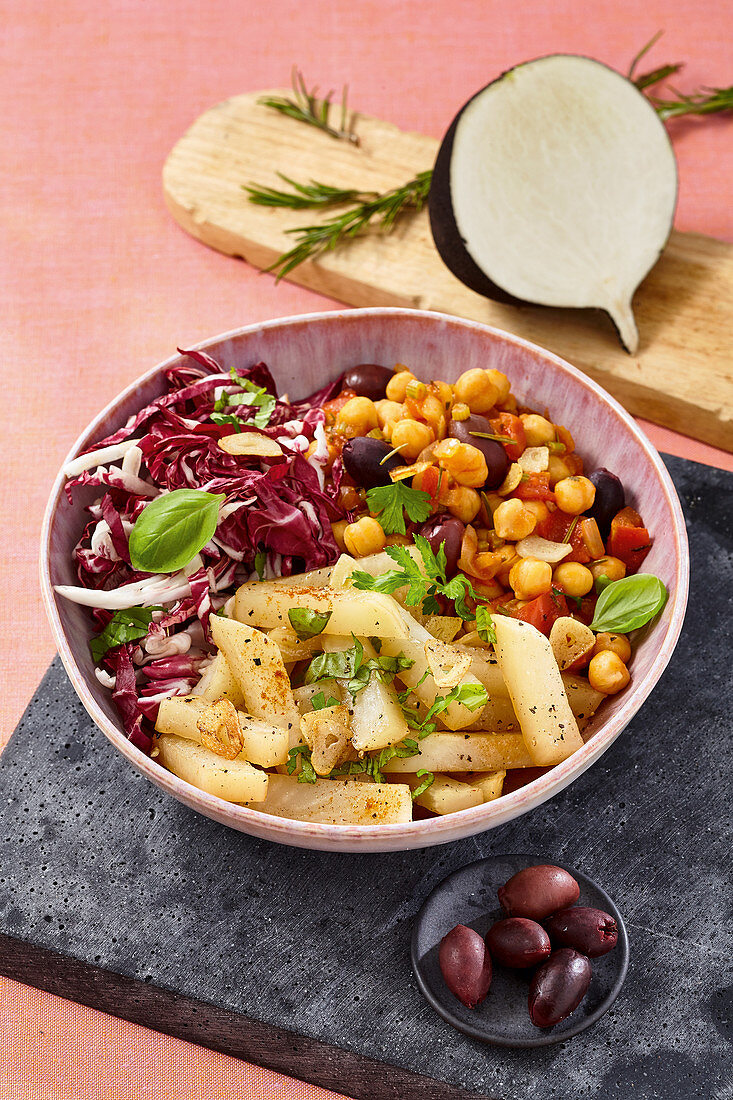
1, 455, 731, 1099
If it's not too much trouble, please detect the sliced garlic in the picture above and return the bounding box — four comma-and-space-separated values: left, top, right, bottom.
219, 434, 283, 458
518, 446, 550, 473
497, 462, 523, 496
516, 534, 573, 563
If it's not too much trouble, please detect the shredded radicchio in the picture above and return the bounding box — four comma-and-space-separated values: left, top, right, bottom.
62, 351, 347, 752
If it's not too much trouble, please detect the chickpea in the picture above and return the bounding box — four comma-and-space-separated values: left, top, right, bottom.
385, 370, 416, 402
486, 368, 511, 404
522, 499, 551, 524
589, 556, 627, 583
593, 632, 632, 662
453, 368, 500, 414
420, 393, 448, 436
434, 438, 488, 488
588, 650, 631, 695
331, 520, 349, 553
343, 516, 386, 558
552, 561, 594, 598
554, 475, 596, 515
390, 418, 434, 461
431, 380, 454, 410
336, 396, 379, 437
520, 413, 556, 446
493, 498, 537, 541
547, 454, 572, 487
445, 486, 481, 523
375, 399, 403, 437
509, 558, 553, 601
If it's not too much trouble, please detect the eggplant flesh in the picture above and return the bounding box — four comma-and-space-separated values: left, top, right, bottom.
428, 55, 678, 353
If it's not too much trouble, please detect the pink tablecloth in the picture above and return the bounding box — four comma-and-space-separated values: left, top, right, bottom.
2, 1, 731, 1096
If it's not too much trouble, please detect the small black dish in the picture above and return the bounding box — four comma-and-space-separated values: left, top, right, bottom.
411, 853, 629, 1048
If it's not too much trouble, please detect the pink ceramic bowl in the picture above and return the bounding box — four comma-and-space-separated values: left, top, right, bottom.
41, 308, 688, 852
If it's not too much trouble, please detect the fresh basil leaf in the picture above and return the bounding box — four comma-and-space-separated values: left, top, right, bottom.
411, 769, 435, 800
210, 412, 242, 431
129, 489, 225, 574
475, 605, 496, 645
89, 606, 163, 662
590, 573, 667, 633
288, 607, 332, 639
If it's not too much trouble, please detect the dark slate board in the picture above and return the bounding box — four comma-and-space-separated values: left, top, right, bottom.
2, 455, 731, 1100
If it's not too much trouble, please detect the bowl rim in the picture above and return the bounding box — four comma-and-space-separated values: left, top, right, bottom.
40, 306, 689, 848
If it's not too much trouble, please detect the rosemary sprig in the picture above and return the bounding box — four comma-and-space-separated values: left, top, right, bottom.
630, 32, 733, 120
258, 67, 359, 145
244, 175, 375, 211
255, 171, 432, 279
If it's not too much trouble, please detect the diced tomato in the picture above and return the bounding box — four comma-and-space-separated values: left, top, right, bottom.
608, 523, 652, 573
489, 412, 525, 461
416, 463, 443, 501
563, 451, 584, 476
536, 511, 592, 563
513, 589, 569, 636
513, 472, 555, 501
611, 506, 644, 529
322, 390, 356, 426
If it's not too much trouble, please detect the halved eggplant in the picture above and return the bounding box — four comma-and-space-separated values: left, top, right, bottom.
428, 55, 678, 353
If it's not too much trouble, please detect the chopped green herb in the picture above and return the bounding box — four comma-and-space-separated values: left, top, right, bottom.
286, 745, 318, 783
254, 549, 267, 580
562, 517, 579, 544
210, 412, 243, 431
594, 573, 611, 595
89, 606, 163, 662
287, 607, 332, 639
213, 371, 277, 429
364, 481, 432, 535
304, 637, 413, 697
310, 691, 341, 711
475, 605, 497, 645
411, 769, 435, 800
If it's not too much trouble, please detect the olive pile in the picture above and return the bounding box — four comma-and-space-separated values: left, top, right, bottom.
438, 864, 619, 1028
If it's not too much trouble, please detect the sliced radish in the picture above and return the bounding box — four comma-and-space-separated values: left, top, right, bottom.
429, 55, 678, 353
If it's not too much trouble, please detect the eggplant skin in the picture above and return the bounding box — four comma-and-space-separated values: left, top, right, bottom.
428, 67, 531, 308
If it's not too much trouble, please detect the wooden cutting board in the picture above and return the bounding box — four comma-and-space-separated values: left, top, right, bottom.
163, 90, 733, 452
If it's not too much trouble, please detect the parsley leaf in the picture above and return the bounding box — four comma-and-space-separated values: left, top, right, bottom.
364, 481, 432, 535
287, 608, 332, 639
89, 607, 163, 662
351, 535, 478, 620
475, 605, 497, 645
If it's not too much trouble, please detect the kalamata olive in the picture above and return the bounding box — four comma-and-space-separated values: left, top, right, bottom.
342, 363, 393, 401
341, 436, 402, 490
417, 515, 465, 577
438, 924, 492, 1009
544, 906, 619, 958
528, 948, 592, 1028
485, 917, 551, 969
588, 468, 626, 538
498, 865, 580, 920
449, 414, 510, 489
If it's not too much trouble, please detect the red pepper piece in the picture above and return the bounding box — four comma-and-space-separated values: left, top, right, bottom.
489, 412, 526, 462
513, 589, 569, 636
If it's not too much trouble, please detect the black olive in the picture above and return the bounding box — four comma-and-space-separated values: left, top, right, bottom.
342, 364, 394, 401
341, 437, 402, 489
416, 515, 465, 577
588, 468, 626, 537
449, 414, 509, 488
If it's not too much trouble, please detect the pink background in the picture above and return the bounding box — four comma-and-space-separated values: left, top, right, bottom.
2, 1, 731, 1096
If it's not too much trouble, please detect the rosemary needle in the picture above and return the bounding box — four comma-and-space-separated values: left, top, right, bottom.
257, 67, 359, 145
